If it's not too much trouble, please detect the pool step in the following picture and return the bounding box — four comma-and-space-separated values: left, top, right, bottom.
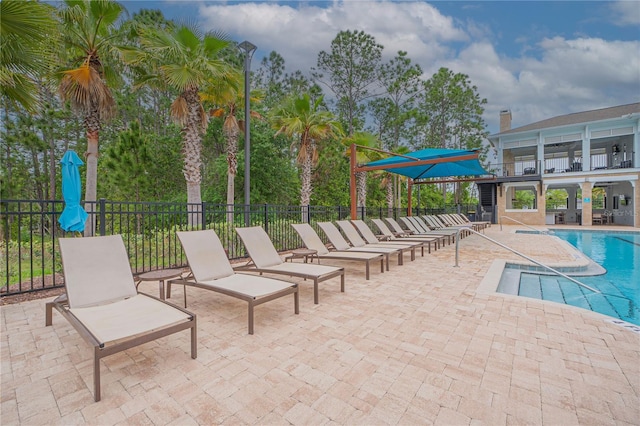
519, 273, 637, 322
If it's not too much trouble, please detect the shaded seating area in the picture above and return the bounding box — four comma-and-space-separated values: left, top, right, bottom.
168, 230, 299, 334
291, 223, 385, 280
235, 226, 345, 304
45, 235, 197, 402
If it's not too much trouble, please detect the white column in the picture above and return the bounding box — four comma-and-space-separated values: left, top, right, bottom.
582, 126, 591, 171
537, 137, 544, 173
634, 120, 640, 168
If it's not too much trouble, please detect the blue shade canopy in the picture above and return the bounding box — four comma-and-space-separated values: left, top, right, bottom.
58, 150, 88, 232
363, 148, 490, 180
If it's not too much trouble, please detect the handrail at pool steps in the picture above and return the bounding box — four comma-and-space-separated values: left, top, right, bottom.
454, 228, 600, 294
499, 216, 549, 234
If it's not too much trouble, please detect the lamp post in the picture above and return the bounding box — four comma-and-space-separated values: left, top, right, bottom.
238, 40, 257, 226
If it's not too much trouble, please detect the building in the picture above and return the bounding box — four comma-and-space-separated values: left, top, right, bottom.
483, 103, 640, 228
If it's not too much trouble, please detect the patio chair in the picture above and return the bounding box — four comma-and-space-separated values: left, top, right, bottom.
451, 213, 490, 230
291, 223, 384, 280
45, 235, 197, 402
168, 230, 299, 335
319, 221, 407, 267
398, 217, 455, 244
421, 216, 468, 238
438, 214, 477, 233
235, 226, 345, 304
336, 220, 416, 263
371, 218, 442, 252
592, 213, 604, 225
349, 219, 425, 257
317, 221, 393, 270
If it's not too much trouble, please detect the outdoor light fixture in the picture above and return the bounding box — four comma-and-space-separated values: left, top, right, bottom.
238, 40, 257, 226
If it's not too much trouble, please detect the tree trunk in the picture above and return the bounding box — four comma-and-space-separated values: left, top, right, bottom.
182, 87, 204, 228
300, 147, 312, 206
83, 104, 100, 236
225, 125, 239, 224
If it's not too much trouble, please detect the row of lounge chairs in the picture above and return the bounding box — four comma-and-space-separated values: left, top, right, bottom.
46, 214, 479, 401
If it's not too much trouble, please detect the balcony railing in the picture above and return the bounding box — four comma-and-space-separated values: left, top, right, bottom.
488, 161, 541, 177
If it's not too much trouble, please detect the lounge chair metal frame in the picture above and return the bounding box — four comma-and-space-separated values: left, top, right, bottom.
168, 230, 299, 335
317, 221, 394, 270
291, 223, 384, 280
371, 218, 442, 251
350, 219, 425, 257
236, 226, 345, 304
335, 220, 415, 264
45, 235, 197, 402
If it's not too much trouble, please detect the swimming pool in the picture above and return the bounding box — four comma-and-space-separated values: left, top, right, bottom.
515, 230, 640, 325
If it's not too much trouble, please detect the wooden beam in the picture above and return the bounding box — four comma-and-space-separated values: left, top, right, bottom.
412, 176, 496, 185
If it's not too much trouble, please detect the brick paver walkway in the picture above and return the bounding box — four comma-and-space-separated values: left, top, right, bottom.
1, 226, 638, 425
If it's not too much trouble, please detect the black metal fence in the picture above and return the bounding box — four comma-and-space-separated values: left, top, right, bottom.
1, 199, 476, 296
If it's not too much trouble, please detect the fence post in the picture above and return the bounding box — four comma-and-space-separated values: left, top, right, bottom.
99, 198, 106, 236
263, 204, 268, 232
201, 202, 206, 230
306, 205, 311, 223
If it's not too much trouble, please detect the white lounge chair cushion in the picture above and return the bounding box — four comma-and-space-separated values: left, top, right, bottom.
59, 235, 137, 309
177, 230, 234, 281
196, 273, 295, 298
257, 262, 341, 277
235, 227, 284, 268
317, 222, 352, 251
69, 294, 191, 344
291, 223, 331, 255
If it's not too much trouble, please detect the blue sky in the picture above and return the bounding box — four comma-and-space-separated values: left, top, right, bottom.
119, 1, 639, 133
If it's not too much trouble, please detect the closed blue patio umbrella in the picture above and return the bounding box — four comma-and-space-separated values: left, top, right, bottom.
58, 150, 88, 232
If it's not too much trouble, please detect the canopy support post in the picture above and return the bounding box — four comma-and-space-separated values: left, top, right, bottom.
350, 143, 357, 219
407, 179, 413, 216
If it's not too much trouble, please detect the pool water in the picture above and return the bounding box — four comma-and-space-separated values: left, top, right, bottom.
518, 230, 640, 325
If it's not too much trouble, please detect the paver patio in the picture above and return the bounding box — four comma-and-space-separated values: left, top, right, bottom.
1, 225, 638, 425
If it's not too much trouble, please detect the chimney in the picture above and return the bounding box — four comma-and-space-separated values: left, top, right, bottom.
500, 109, 512, 132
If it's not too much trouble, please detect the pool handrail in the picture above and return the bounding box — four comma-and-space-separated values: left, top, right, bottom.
455, 228, 600, 294
499, 216, 549, 234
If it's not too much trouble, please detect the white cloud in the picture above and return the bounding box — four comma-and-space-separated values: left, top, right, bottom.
609, 1, 640, 26
195, 1, 640, 134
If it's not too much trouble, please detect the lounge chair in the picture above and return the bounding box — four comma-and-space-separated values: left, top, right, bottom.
397, 217, 454, 244
336, 220, 416, 263
449, 213, 489, 230
235, 226, 345, 304
168, 230, 299, 335
317, 221, 393, 270
349, 219, 425, 257
419, 216, 468, 238
371, 218, 443, 252
291, 223, 385, 280
45, 235, 197, 402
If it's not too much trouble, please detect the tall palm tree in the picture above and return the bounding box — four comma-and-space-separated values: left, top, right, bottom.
57, 0, 124, 235
121, 23, 234, 226
271, 94, 343, 208
203, 71, 263, 224
0, 0, 58, 112
342, 131, 382, 208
